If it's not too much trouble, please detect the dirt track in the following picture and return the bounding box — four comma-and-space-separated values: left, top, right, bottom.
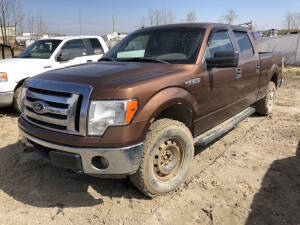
0, 72, 299, 225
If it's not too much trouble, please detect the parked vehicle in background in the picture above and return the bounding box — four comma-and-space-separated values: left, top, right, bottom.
0, 36, 109, 112
19, 23, 283, 197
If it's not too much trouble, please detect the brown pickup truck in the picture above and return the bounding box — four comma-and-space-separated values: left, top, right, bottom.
19, 23, 283, 197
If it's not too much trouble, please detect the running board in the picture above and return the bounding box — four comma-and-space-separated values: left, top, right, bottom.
193, 107, 256, 146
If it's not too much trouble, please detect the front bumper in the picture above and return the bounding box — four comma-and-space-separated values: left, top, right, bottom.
19, 128, 144, 176
0, 91, 13, 107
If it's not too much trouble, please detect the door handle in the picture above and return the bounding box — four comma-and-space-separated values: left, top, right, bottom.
86, 60, 92, 63
236, 68, 242, 79
256, 63, 260, 73
44, 65, 52, 69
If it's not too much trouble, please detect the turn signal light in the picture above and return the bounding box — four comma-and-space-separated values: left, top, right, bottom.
125, 99, 138, 124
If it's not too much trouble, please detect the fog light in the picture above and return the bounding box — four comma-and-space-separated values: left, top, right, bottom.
92, 156, 109, 170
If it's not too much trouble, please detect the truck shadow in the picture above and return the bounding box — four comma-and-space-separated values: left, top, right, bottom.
246, 140, 300, 225
0, 141, 147, 209
0, 107, 18, 118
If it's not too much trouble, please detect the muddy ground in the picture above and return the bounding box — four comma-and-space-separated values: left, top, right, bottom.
0, 72, 299, 225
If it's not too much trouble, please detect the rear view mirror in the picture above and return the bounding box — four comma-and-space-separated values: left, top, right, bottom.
206, 51, 239, 69
57, 51, 71, 62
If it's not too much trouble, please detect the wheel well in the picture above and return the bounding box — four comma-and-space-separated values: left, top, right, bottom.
14, 78, 26, 92
271, 73, 279, 88
156, 104, 194, 134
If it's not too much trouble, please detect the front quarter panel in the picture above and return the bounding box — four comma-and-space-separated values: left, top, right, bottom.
134, 86, 199, 126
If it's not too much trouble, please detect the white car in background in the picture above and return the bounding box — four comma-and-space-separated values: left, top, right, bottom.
0, 36, 109, 112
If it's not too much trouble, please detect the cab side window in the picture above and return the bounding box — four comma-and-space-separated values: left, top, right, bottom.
87, 38, 104, 55
233, 31, 254, 59
205, 30, 234, 59
61, 39, 86, 60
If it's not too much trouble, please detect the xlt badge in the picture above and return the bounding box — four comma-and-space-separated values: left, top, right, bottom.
185, 78, 201, 86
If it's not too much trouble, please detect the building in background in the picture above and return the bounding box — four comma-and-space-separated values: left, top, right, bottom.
0, 26, 16, 47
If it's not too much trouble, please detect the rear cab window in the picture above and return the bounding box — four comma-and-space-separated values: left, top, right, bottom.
86, 38, 104, 55
233, 31, 254, 59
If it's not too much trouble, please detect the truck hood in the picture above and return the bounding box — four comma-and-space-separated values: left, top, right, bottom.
34, 62, 180, 99
0, 58, 49, 82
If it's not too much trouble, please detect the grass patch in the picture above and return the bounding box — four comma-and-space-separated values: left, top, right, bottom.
296, 70, 300, 76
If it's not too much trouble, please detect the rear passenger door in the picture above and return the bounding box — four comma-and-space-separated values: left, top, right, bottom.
81, 38, 105, 63
232, 30, 260, 108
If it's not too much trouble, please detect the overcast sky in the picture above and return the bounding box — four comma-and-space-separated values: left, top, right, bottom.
22, 0, 300, 35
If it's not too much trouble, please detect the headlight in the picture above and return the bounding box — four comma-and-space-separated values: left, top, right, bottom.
20, 87, 28, 113
88, 99, 138, 136
0, 72, 7, 82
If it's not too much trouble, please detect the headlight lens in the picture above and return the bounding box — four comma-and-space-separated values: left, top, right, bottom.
0, 72, 7, 82
20, 87, 28, 113
88, 99, 138, 136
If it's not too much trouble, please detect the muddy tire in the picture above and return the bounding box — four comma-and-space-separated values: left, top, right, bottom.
13, 86, 22, 113
256, 82, 276, 116
130, 119, 194, 198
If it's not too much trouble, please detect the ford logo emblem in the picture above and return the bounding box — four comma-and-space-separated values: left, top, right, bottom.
32, 100, 48, 114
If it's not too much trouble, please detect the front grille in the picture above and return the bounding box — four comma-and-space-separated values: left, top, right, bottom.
22, 79, 93, 136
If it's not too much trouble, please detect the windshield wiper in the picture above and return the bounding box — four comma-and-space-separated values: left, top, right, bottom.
117, 57, 170, 64
98, 57, 115, 62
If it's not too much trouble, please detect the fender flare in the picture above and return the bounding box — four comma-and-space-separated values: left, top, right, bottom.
268, 64, 279, 86
135, 87, 199, 127
14, 78, 28, 91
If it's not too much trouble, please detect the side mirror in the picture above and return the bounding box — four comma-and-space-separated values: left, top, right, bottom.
206, 51, 239, 69
57, 51, 71, 62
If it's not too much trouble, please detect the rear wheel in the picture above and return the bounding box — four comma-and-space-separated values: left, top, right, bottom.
130, 119, 194, 197
256, 81, 276, 116
13, 85, 22, 113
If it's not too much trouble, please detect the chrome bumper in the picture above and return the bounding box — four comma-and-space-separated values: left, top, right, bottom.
0, 92, 13, 107
19, 129, 144, 176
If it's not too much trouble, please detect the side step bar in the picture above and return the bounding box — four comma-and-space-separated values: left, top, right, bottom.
193, 107, 256, 146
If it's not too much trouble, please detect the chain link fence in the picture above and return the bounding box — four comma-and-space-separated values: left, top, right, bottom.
256, 34, 300, 66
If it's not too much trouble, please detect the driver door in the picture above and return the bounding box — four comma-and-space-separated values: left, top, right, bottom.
194, 29, 240, 134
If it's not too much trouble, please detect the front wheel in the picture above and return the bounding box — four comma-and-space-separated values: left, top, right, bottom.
130, 119, 194, 197
13, 86, 22, 113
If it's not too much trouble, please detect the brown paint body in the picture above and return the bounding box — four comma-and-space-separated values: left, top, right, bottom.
19, 23, 283, 148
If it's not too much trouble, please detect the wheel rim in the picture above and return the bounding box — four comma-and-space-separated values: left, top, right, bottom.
153, 138, 184, 181
268, 90, 275, 109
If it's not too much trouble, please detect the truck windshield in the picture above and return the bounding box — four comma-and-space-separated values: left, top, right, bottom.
18, 39, 62, 59
104, 28, 205, 64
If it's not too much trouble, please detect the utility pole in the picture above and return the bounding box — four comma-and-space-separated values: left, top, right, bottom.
79, 9, 82, 36
112, 14, 115, 32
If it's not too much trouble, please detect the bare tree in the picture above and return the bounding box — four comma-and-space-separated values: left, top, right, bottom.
186, 11, 197, 23
36, 13, 48, 37
285, 12, 294, 31
144, 8, 176, 27
284, 12, 300, 31
167, 10, 176, 24
26, 12, 35, 34
221, 9, 238, 25
148, 8, 154, 26
139, 16, 146, 28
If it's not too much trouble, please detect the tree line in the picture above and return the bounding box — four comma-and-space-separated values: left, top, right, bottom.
0, 0, 48, 45
138, 8, 240, 28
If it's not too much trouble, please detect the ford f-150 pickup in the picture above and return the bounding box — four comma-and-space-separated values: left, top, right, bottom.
18, 23, 283, 197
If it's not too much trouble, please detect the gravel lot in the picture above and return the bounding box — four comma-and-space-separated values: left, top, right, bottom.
0, 72, 299, 225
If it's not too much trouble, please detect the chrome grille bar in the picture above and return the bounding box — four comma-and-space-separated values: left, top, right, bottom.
22, 79, 93, 136
26, 90, 71, 104
24, 99, 68, 115
24, 109, 68, 126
